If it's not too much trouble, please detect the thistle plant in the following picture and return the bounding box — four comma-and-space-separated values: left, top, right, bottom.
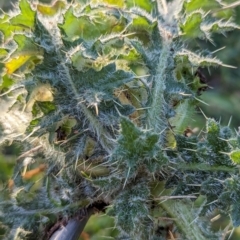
1, 0, 240, 239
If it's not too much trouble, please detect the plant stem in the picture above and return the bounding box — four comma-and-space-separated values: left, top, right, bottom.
147, 40, 171, 133
159, 200, 207, 240
49, 207, 94, 240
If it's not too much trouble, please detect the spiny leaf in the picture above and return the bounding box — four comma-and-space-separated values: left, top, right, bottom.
230, 150, 240, 164
125, 0, 153, 12
203, 21, 240, 34
0, 15, 30, 41
60, 7, 121, 41
180, 11, 204, 39
0, 75, 15, 91
113, 117, 159, 168
184, 0, 223, 12
174, 49, 233, 71
5, 55, 31, 74
37, 1, 66, 16
11, 0, 35, 28
3, 34, 43, 74
73, 63, 135, 101
5, 54, 43, 74
98, 0, 125, 7
206, 118, 220, 134
0, 49, 8, 60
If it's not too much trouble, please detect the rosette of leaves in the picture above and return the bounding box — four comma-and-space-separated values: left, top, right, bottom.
0, 0, 240, 239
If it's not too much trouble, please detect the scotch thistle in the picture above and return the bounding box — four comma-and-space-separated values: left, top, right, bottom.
0, 0, 240, 239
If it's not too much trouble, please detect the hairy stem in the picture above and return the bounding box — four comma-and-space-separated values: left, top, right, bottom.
160, 200, 207, 240
147, 40, 171, 133
49, 207, 94, 240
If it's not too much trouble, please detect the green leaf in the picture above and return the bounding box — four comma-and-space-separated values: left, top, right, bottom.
60, 7, 121, 41
230, 150, 240, 164
92, 176, 122, 191
131, 16, 152, 31
98, 0, 125, 7
37, 102, 56, 115
26, 118, 41, 133
0, 48, 8, 61
71, 39, 141, 72
204, 21, 239, 34
5, 54, 43, 74
4, 35, 43, 74
174, 49, 230, 71
0, 155, 15, 182
0, 15, 28, 41
206, 118, 220, 134
37, 1, 66, 16
11, 0, 35, 28
125, 0, 153, 12
206, 119, 232, 165
0, 75, 15, 91
73, 63, 135, 101
98, 100, 135, 126
13, 34, 40, 54
184, 0, 223, 12
113, 117, 159, 168
61, 117, 77, 136
71, 50, 94, 72
180, 11, 204, 39
113, 183, 151, 238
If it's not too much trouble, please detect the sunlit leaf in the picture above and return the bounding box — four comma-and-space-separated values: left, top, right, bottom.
0, 75, 15, 91
13, 34, 41, 55
0, 15, 29, 40
96, 0, 125, 7
0, 49, 8, 60
60, 7, 120, 40
11, 0, 35, 28
5, 54, 42, 74
203, 21, 239, 34
184, 0, 223, 12
174, 49, 228, 72
37, 1, 66, 16
180, 11, 204, 38
125, 0, 153, 12
5, 55, 31, 74
230, 150, 240, 164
